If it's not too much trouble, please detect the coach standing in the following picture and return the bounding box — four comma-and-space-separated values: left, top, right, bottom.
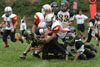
74, 9, 88, 39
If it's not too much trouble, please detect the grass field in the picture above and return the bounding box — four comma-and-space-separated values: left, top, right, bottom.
0, 39, 100, 67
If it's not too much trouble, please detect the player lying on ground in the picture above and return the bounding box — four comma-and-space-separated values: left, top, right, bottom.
65, 33, 96, 62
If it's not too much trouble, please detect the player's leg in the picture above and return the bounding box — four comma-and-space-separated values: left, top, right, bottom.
81, 24, 85, 39
3, 30, 10, 47
19, 44, 32, 59
10, 29, 23, 43
86, 30, 92, 42
84, 49, 95, 60
32, 45, 42, 58
78, 54, 87, 60
77, 24, 82, 38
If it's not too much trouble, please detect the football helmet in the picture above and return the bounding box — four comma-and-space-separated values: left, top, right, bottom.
95, 12, 100, 21
38, 22, 46, 28
41, 4, 52, 15
4, 6, 12, 12
65, 33, 76, 45
51, 2, 58, 7
45, 13, 55, 23
61, 0, 69, 12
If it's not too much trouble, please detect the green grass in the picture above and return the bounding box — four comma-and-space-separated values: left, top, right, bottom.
0, 39, 100, 67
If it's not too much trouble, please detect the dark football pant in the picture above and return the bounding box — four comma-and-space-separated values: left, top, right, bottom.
42, 38, 65, 60
78, 49, 95, 60
87, 30, 100, 42
21, 30, 25, 36
3, 29, 17, 42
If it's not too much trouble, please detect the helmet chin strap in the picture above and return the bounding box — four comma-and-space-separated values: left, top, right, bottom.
6, 14, 10, 17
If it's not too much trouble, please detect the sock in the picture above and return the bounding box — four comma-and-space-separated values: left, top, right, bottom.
5, 41, 8, 47
34, 51, 38, 54
16, 37, 20, 40
23, 52, 27, 56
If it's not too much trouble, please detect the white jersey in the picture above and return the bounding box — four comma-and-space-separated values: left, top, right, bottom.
88, 19, 100, 36
65, 40, 85, 56
48, 21, 67, 39
20, 19, 27, 31
2, 14, 17, 30
66, 45, 84, 56
74, 14, 88, 24
57, 11, 74, 26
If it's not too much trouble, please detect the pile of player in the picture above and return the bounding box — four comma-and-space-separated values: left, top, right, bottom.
1, 0, 100, 62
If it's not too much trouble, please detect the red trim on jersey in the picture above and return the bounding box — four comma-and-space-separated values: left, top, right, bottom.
52, 25, 60, 33
2, 18, 5, 24
12, 16, 17, 28
34, 14, 40, 25
47, 28, 51, 31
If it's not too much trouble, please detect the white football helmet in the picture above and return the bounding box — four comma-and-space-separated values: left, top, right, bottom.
4, 6, 12, 12
45, 13, 55, 23
38, 22, 46, 28
41, 4, 52, 15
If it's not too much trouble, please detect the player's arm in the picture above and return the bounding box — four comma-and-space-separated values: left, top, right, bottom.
11, 16, 17, 32
73, 42, 84, 62
65, 54, 69, 61
32, 23, 37, 32
44, 29, 52, 40
63, 21, 72, 27
45, 25, 60, 43
0, 18, 5, 26
91, 26, 98, 34
73, 52, 80, 62
46, 32, 56, 43
63, 11, 74, 27
84, 15, 88, 21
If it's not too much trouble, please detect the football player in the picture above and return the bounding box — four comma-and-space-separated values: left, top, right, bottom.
42, 13, 67, 60
85, 12, 100, 46
19, 4, 52, 59
57, 0, 74, 31
65, 33, 95, 62
0, 6, 23, 47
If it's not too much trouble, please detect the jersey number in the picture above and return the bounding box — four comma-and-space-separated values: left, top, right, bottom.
7, 21, 10, 27
59, 14, 68, 22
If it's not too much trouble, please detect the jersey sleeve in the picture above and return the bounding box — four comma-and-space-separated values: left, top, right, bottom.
34, 14, 40, 25
65, 50, 69, 55
2, 18, 5, 24
11, 15, 17, 28
89, 22, 94, 27
52, 25, 60, 33
2, 14, 5, 24
83, 15, 88, 19
89, 19, 95, 27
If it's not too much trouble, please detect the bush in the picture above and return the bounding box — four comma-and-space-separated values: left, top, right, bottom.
0, 0, 6, 16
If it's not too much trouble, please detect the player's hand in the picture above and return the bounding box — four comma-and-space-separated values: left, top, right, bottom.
39, 39, 46, 44
11, 28, 14, 32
